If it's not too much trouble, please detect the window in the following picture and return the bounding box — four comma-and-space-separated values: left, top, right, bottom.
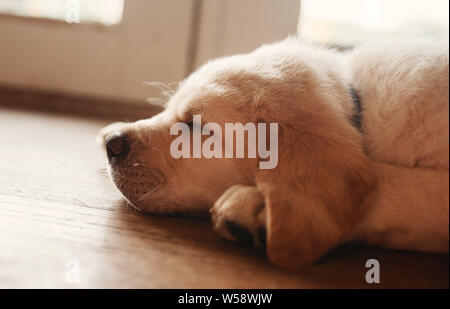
298, 0, 449, 46
0, 0, 124, 25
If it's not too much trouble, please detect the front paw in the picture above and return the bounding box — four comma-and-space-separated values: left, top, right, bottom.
210, 185, 267, 247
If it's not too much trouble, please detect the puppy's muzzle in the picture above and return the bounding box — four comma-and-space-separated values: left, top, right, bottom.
106, 133, 130, 163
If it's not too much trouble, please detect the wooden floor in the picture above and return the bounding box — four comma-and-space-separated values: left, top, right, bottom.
0, 106, 448, 289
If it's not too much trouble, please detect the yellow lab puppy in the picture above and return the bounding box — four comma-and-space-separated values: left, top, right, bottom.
101, 38, 449, 269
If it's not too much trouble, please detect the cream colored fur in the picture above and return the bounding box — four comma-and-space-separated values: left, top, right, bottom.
101, 38, 449, 269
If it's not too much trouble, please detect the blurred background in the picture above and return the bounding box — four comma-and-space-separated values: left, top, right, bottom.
0, 0, 449, 118
0, 0, 448, 118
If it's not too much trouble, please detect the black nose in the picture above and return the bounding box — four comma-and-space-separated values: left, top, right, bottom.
106, 133, 130, 162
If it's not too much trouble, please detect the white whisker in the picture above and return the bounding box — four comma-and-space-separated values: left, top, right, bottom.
138, 185, 162, 202
146, 97, 167, 107
143, 81, 179, 108
143, 81, 172, 91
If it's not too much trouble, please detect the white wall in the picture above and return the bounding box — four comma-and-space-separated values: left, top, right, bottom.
194, 0, 300, 69
0, 0, 300, 103
0, 0, 193, 102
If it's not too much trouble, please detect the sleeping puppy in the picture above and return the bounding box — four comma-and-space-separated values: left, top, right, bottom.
100, 38, 449, 269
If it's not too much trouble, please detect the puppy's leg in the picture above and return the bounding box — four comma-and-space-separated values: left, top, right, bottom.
211, 185, 267, 247
355, 162, 449, 252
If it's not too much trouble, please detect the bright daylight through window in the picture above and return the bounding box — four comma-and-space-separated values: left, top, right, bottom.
0, 0, 124, 25
298, 0, 449, 46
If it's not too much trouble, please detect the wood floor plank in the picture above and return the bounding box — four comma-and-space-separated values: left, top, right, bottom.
0, 106, 448, 288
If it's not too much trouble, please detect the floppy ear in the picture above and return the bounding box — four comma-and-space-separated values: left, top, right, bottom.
255, 112, 377, 270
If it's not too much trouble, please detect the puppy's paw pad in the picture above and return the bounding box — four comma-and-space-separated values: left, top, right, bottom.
257, 226, 267, 247
211, 185, 267, 247
225, 220, 254, 245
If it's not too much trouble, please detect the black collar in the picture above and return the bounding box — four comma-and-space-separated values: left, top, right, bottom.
349, 86, 363, 132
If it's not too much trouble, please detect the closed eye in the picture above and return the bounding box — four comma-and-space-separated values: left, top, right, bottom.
186, 119, 194, 128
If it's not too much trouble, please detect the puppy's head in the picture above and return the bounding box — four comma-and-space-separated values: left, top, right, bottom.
100, 52, 273, 214
101, 39, 376, 267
